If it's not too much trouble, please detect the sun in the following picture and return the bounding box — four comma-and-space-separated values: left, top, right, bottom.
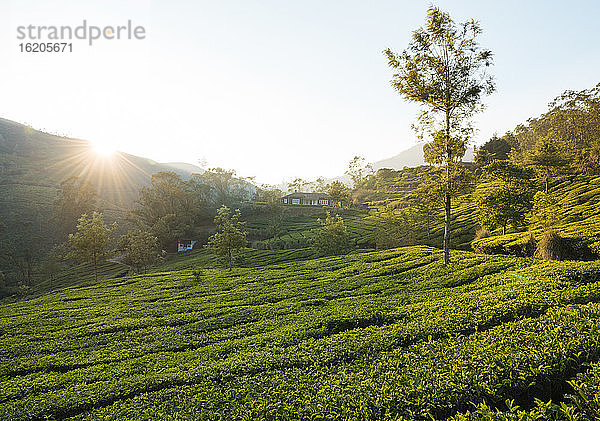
92, 142, 116, 157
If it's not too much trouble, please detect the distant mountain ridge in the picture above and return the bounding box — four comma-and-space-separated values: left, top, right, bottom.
162, 162, 205, 175
372, 143, 475, 170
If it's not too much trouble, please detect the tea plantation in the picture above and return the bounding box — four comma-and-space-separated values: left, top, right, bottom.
2, 246, 600, 420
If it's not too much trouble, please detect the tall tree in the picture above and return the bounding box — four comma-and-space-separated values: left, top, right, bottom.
257, 188, 287, 240
477, 133, 513, 164
525, 136, 569, 193
133, 171, 206, 251
327, 181, 351, 207
206, 206, 247, 269
345, 156, 373, 188
195, 168, 253, 209
67, 212, 117, 282
384, 6, 494, 264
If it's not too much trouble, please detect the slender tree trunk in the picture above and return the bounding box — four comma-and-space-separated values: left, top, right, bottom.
93, 253, 98, 283
443, 113, 451, 265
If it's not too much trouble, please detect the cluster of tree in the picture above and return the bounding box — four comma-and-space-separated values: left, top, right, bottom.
64, 204, 250, 279
0, 166, 261, 294
474, 133, 513, 166
285, 178, 353, 207
377, 6, 598, 263
472, 149, 590, 261
286, 177, 328, 193
470, 84, 600, 245
509, 83, 600, 175
475, 161, 535, 235
474, 84, 600, 193
62, 211, 164, 281
0, 175, 100, 292
130, 168, 255, 252
54, 176, 98, 240
283, 156, 373, 209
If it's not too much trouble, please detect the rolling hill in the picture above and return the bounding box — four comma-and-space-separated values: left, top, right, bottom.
0, 117, 203, 236
1, 246, 600, 419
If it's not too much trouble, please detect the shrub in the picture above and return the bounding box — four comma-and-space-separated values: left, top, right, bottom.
535, 230, 597, 261
312, 212, 354, 256
473, 226, 491, 241
535, 230, 567, 260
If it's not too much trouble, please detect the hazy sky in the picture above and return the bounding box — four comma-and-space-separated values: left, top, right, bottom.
2, 1, 599, 184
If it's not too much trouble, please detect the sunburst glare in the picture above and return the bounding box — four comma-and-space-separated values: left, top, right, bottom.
92, 141, 116, 157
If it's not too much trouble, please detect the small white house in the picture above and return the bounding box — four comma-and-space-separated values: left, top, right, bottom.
282, 192, 331, 206
177, 239, 197, 252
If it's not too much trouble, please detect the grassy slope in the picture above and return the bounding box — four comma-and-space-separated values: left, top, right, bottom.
473, 174, 600, 255
1, 247, 600, 419
248, 207, 378, 249
158, 247, 322, 271
347, 170, 600, 254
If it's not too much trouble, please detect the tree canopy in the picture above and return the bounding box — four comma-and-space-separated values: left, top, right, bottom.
509, 83, 600, 174
475, 161, 535, 234
312, 212, 354, 256
327, 181, 351, 207
67, 212, 117, 282
117, 229, 161, 273
54, 176, 98, 241
206, 206, 247, 269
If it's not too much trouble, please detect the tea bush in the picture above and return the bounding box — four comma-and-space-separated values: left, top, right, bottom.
1, 246, 600, 419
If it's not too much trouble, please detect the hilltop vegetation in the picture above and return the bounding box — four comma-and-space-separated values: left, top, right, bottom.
337, 82, 600, 262
2, 247, 600, 419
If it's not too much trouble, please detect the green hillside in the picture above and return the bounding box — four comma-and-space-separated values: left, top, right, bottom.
334, 169, 600, 256
0, 117, 201, 234
2, 247, 600, 419
473, 174, 600, 257
248, 208, 378, 249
